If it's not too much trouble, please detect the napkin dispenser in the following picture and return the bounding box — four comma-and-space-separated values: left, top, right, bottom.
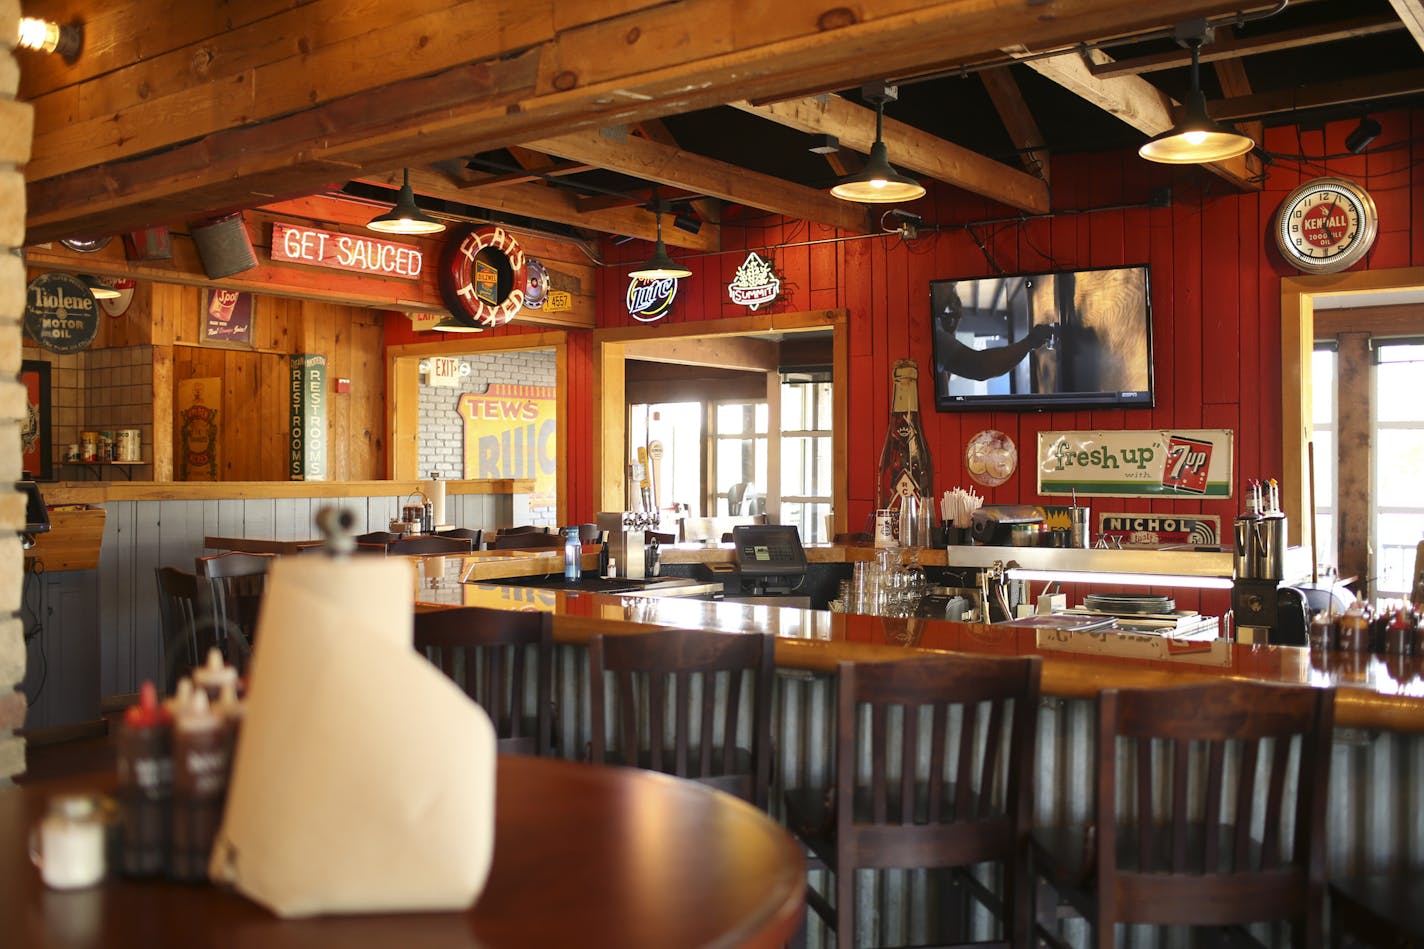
970, 505, 1046, 546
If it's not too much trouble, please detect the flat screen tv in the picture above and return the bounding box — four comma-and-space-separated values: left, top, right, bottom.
930, 264, 1154, 412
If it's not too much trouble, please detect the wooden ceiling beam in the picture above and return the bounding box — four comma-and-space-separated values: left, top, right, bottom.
624, 336, 780, 372
1392, 0, 1424, 53
1211, 34, 1263, 153
23, 0, 1260, 242
1023, 48, 1262, 191
527, 127, 871, 233
1089, 14, 1405, 78
1208, 67, 1424, 122
630, 120, 723, 227
978, 67, 1050, 184
733, 95, 1050, 213
360, 168, 721, 252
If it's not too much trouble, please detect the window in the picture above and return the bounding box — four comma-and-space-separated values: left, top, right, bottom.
780, 381, 833, 543
713, 401, 768, 515
1311, 345, 1337, 571
628, 402, 703, 514
1374, 341, 1424, 597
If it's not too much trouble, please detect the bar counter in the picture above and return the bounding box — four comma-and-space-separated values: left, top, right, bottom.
412, 550, 1423, 734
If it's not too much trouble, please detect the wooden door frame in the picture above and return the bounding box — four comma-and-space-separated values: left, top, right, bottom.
1281, 266, 1424, 549
593, 309, 848, 532
387, 331, 569, 521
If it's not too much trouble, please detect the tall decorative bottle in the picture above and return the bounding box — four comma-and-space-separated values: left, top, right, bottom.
877, 360, 935, 543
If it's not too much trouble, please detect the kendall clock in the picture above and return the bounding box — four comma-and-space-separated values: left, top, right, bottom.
1274, 176, 1378, 274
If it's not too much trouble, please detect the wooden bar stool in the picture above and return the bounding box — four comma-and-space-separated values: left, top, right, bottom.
784, 654, 1042, 949
588, 629, 774, 808
1031, 680, 1335, 949
413, 606, 554, 756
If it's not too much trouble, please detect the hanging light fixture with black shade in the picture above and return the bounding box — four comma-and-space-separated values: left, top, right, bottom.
1345, 117, 1382, 155
1139, 24, 1254, 165
829, 82, 926, 204
367, 169, 446, 236
78, 274, 121, 300
629, 197, 691, 280
431, 316, 484, 334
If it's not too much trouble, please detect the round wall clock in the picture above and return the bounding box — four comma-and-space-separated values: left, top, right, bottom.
1274, 176, 1378, 274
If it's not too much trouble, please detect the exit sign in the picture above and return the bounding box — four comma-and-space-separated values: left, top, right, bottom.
428, 357, 463, 387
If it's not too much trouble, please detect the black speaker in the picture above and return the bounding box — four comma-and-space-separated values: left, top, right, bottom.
191, 213, 257, 279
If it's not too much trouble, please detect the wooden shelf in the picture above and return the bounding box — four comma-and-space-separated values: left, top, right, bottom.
25, 506, 106, 571
58, 461, 146, 481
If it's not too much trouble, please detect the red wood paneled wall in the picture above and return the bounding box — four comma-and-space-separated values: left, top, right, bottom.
590, 109, 1424, 612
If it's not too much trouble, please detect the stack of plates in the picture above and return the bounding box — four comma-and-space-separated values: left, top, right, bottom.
1083, 593, 1176, 615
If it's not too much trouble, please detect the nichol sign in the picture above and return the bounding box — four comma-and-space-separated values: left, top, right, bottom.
25, 272, 100, 354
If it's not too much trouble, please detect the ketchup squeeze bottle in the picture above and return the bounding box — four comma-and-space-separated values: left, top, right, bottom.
116, 681, 173, 876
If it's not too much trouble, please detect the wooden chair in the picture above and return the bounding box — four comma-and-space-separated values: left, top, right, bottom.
785, 654, 1042, 949
413, 606, 554, 756
356, 530, 404, 546
388, 534, 474, 555
492, 531, 563, 550
154, 566, 203, 692
588, 629, 773, 808
1031, 680, 1336, 949
194, 552, 276, 671
436, 527, 484, 549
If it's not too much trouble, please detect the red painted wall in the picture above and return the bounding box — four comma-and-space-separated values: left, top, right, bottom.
592, 109, 1424, 612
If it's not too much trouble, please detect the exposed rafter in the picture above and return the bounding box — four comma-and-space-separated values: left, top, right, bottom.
22, 0, 1255, 243
732, 95, 1050, 213
1208, 67, 1424, 122
979, 68, 1050, 184
1387, 0, 1424, 54
526, 127, 871, 233
1022, 48, 1262, 191
365, 167, 721, 251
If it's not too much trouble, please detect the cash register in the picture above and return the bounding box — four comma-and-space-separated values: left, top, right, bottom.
699, 525, 810, 607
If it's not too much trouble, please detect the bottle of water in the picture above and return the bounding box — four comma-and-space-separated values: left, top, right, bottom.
564, 527, 582, 582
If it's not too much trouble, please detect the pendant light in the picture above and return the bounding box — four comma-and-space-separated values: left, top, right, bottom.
1138, 31, 1254, 165
829, 84, 926, 204
432, 316, 484, 333
629, 200, 691, 280
367, 169, 446, 235
78, 274, 121, 300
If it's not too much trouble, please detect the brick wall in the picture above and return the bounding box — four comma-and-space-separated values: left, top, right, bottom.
1, 1, 33, 782
417, 348, 555, 478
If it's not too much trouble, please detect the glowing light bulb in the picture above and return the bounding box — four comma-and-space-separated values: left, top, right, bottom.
17, 18, 60, 52
1184, 130, 1208, 146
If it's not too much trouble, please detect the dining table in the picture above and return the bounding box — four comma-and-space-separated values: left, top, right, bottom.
4, 755, 806, 948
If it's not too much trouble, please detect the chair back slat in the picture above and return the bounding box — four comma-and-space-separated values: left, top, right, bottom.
1136, 736, 1154, 872
1262, 733, 1293, 867
899, 701, 918, 823
1202, 739, 1226, 872
413, 606, 553, 755
588, 630, 773, 808
1233, 737, 1259, 872
1170, 737, 1189, 872
389, 535, 473, 555
155, 567, 203, 692
953, 701, 976, 820
978, 699, 1005, 821
870, 703, 889, 824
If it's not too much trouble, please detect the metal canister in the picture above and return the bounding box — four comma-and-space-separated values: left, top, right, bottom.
116, 429, 142, 463
80, 431, 99, 463
98, 431, 115, 462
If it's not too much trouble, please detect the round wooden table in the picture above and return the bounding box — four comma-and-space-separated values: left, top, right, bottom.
2, 756, 805, 948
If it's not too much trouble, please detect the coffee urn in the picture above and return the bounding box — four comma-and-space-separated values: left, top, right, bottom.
1230, 485, 1302, 645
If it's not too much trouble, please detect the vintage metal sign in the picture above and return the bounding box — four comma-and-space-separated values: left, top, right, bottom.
457, 383, 557, 514
271, 222, 423, 280
439, 226, 526, 327
1037, 429, 1233, 499
289, 354, 328, 481
627, 276, 677, 322
25, 272, 100, 354
727, 252, 780, 311
1097, 513, 1222, 547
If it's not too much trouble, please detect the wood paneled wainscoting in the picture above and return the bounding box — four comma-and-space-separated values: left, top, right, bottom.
21, 481, 530, 731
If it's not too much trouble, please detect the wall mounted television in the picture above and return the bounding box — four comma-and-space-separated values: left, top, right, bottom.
929, 264, 1154, 412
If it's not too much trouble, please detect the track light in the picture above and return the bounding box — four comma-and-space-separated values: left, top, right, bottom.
830, 84, 926, 204
629, 201, 691, 280
367, 169, 446, 235
17, 18, 82, 61
1139, 28, 1254, 165
1345, 117, 1381, 155
672, 212, 702, 235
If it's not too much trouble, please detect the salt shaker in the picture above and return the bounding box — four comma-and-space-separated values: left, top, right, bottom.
30, 794, 107, 890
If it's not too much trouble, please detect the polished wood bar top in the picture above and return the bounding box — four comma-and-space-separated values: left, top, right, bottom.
45, 478, 535, 506
412, 555, 1424, 734
3, 757, 804, 949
